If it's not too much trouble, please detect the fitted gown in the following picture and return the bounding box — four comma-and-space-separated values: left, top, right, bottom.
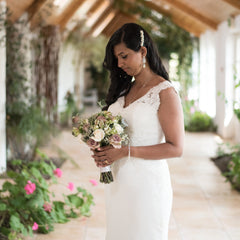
105, 80, 174, 240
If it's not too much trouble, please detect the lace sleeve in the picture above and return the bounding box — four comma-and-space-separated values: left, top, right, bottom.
141, 81, 176, 111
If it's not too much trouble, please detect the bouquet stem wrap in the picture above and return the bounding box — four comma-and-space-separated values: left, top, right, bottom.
100, 166, 113, 183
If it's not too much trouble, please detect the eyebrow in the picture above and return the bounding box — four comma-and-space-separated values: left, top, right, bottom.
115, 51, 126, 57
117, 52, 125, 56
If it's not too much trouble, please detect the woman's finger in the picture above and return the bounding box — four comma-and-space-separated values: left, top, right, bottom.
96, 145, 113, 151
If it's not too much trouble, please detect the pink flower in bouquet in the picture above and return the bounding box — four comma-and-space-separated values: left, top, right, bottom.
87, 138, 100, 149
32, 222, 38, 231
89, 179, 98, 186
53, 168, 62, 178
67, 182, 75, 191
72, 115, 80, 124
83, 123, 90, 133
95, 115, 107, 127
109, 134, 122, 149
43, 202, 52, 213
97, 115, 106, 121
24, 181, 36, 195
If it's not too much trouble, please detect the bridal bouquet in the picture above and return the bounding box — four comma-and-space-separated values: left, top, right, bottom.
72, 111, 128, 184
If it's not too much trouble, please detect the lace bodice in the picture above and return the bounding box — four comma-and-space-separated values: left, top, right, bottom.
108, 80, 174, 147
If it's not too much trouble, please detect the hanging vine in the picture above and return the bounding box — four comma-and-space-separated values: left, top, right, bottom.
1, 12, 55, 162
33, 25, 61, 122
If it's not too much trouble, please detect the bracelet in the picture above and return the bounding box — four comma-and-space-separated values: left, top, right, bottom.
128, 142, 131, 159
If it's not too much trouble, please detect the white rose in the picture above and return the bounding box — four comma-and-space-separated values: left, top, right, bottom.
114, 123, 123, 134
91, 129, 105, 142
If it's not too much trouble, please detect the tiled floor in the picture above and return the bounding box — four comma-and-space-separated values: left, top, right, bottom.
2, 121, 240, 240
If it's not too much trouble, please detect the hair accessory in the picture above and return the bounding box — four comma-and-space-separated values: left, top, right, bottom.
140, 30, 144, 47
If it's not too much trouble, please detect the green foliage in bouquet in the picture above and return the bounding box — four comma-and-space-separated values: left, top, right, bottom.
0, 150, 94, 240
185, 111, 217, 132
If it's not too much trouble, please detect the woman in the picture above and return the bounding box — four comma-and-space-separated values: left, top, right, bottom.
92, 23, 184, 240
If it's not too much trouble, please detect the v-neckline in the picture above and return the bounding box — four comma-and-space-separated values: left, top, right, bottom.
122, 81, 166, 109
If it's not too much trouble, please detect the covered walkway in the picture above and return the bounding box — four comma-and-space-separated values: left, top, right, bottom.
27, 118, 240, 240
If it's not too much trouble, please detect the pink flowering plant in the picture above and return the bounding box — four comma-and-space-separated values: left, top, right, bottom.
0, 149, 94, 240
72, 111, 129, 183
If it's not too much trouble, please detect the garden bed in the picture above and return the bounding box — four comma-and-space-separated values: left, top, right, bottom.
211, 153, 240, 192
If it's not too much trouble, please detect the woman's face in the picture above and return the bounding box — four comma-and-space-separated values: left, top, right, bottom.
114, 42, 143, 76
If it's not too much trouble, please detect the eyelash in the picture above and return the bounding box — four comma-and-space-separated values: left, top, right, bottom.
122, 55, 127, 59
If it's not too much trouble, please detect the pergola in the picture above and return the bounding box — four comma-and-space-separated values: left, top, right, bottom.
1, 0, 240, 174
5, 0, 240, 37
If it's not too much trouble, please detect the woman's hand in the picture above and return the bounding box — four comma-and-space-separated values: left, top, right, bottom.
91, 146, 128, 167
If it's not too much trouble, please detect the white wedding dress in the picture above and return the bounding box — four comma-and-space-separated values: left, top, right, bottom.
105, 81, 174, 240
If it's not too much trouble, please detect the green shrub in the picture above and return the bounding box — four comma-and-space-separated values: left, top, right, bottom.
60, 91, 80, 127
223, 148, 240, 191
0, 150, 94, 240
185, 111, 217, 132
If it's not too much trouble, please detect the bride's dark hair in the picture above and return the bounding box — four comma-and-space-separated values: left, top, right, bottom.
103, 23, 169, 109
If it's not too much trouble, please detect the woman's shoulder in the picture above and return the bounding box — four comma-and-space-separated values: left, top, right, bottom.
151, 76, 174, 93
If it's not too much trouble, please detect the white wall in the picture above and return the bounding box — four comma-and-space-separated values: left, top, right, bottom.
199, 30, 216, 117
58, 43, 86, 112
199, 15, 240, 142
0, 0, 6, 173
58, 44, 78, 112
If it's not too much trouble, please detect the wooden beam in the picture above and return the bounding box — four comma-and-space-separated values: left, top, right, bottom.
92, 10, 116, 37
87, 4, 114, 36
27, 0, 47, 21
85, 0, 111, 28
144, 1, 203, 37
221, 0, 240, 10
144, 1, 172, 18
58, 0, 86, 29
102, 11, 136, 37
86, 0, 104, 15
159, 0, 218, 29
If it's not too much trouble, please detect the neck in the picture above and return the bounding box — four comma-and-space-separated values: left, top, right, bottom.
134, 67, 155, 87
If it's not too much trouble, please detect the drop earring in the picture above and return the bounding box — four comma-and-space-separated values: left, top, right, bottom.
143, 56, 146, 68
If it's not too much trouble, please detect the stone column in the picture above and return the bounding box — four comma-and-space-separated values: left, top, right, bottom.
0, 0, 6, 173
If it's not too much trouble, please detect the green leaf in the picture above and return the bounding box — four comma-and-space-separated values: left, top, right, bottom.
9, 215, 24, 232
0, 226, 10, 236
80, 204, 91, 217
6, 170, 18, 179
0, 203, 7, 211
42, 162, 54, 176
30, 167, 42, 179
38, 177, 48, 190
67, 195, 84, 208
11, 159, 22, 166
2, 181, 13, 191
27, 192, 44, 208
9, 196, 26, 208
52, 201, 68, 223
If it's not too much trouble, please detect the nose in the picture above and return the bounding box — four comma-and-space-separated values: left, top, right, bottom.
118, 58, 124, 68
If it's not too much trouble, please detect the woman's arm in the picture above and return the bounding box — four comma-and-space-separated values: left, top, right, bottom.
130, 87, 184, 159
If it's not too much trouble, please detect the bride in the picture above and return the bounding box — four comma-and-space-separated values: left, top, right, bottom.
92, 23, 184, 240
